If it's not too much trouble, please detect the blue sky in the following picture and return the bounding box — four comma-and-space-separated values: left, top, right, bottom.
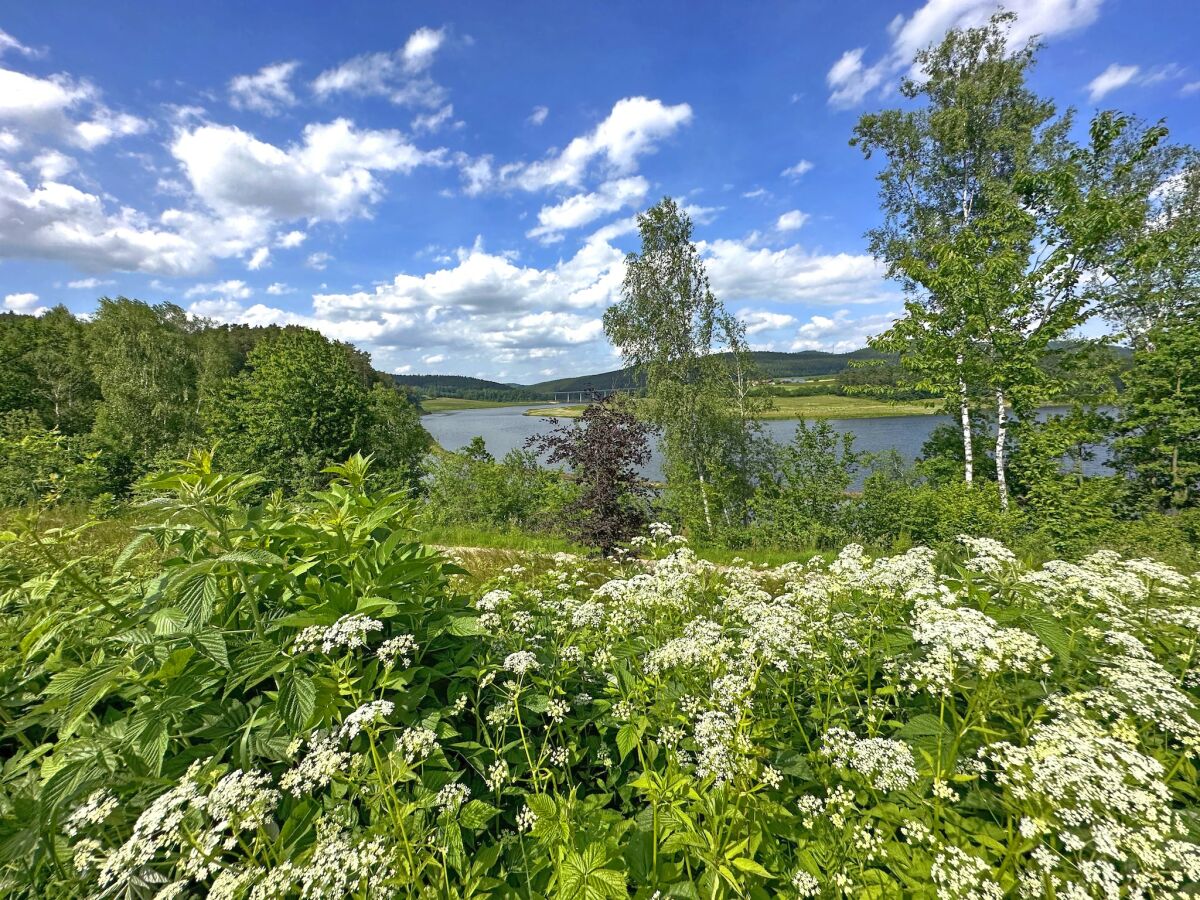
2, 1, 1198, 382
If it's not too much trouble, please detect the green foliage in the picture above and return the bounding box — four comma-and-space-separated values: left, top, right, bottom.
1115, 314, 1200, 508
423, 440, 577, 534
603, 197, 766, 539
2, 474, 1195, 897
747, 420, 861, 550
208, 329, 372, 490
0, 412, 109, 508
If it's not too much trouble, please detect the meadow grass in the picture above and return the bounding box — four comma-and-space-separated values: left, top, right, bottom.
527, 393, 943, 420
422, 397, 553, 413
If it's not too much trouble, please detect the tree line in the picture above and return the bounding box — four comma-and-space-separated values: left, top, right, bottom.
0, 299, 427, 504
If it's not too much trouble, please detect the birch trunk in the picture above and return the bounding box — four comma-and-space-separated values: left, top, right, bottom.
957, 353, 974, 486
995, 387, 1009, 511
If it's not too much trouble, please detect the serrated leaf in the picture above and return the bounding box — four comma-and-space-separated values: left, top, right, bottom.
193, 630, 230, 670
278, 673, 315, 731
616, 723, 639, 762
459, 799, 500, 829
447, 615, 488, 637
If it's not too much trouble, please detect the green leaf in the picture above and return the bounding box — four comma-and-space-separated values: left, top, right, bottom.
616, 723, 639, 762
447, 615, 488, 637
193, 630, 230, 670
458, 799, 500, 829
278, 673, 316, 731
731, 857, 773, 879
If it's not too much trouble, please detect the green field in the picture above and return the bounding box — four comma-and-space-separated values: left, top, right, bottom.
526, 393, 943, 419
421, 397, 549, 413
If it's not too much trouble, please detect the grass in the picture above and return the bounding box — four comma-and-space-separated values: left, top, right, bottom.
527, 393, 943, 420
421, 397, 550, 413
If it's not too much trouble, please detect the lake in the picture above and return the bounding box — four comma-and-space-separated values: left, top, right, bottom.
423, 403, 1112, 483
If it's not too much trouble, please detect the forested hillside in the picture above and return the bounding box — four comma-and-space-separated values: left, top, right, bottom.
0, 298, 429, 502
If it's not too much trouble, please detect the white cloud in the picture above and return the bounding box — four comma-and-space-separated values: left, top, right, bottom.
528, 105, 549, 126
412, 104, 456, 133
402, 27, 446, 73
1087, 63, 1139, 101
67, 277, 114, 289
247, 246, 271, 270
4, 291, 41, 312
827, 48, 888, 108
72, 109, 147, 149
465, 96, 691, 194
781, 159, 814, 179
184, 279, 252, 300
526, 176, 648, 242
738, 309, 798, 335
1183, 81, 1200, 97
0, 28, 36, 58
229, 61, 299, 114
0, 160, 209, 274
306, 251, 332, 270
311, 27, 447, 108
1087, 62, 1187, 101
776, 209, 810, 231
171, 118, 444, 223
827, 0, 1103, 108
276, 229, 306, 248
700, 237, 892, 305
742, 187, 768, 199
32, 149, 75, 179
790, 310, 899, 352
266, 282, 293, 295
423, 353, 446, 365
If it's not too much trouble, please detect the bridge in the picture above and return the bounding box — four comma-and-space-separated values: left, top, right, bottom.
551, 387, 633, 404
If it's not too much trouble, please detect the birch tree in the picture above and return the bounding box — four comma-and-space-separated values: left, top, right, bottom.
853, 13, 1164, 509
602, 197, 764, 537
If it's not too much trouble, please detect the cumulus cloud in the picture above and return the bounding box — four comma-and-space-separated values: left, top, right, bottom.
67, 277, 114, 289
229, 61, 300, 114
276, 229, 306, 248
311, 27, 448, 108
700, 237, 891, 305
0, 65, 147, 149
4, 291, 42, 312
463, 96, 691, 194
776, 210, 810, 231
738, 309, 798, 335
527, 176, 648, 242
184, 279, 253, 300
790, 309, 900, 352
528, 105, 549, 126
32, 149, 75, 179
826, 0, 1102, 108
306, 251, 331, 270
266, 282, 293, 295
0, 160, 208, 274
247, 246, 271, 270
171, 118, 445, 223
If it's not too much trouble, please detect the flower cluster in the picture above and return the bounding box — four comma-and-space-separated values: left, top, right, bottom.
293, 614, 383, 654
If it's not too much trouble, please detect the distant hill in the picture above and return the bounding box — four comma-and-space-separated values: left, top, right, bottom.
389, 373, 542, 402
394, 349, 899, 401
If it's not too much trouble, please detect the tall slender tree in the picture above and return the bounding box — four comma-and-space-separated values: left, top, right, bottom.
603, 197, 764, 535
854, 13, 1164, 509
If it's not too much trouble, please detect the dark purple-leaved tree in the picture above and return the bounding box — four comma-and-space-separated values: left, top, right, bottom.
526, 393, 654, 554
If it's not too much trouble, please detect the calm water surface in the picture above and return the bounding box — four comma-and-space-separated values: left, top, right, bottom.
423, 403, 1111, 482
424, 404, 957, 481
